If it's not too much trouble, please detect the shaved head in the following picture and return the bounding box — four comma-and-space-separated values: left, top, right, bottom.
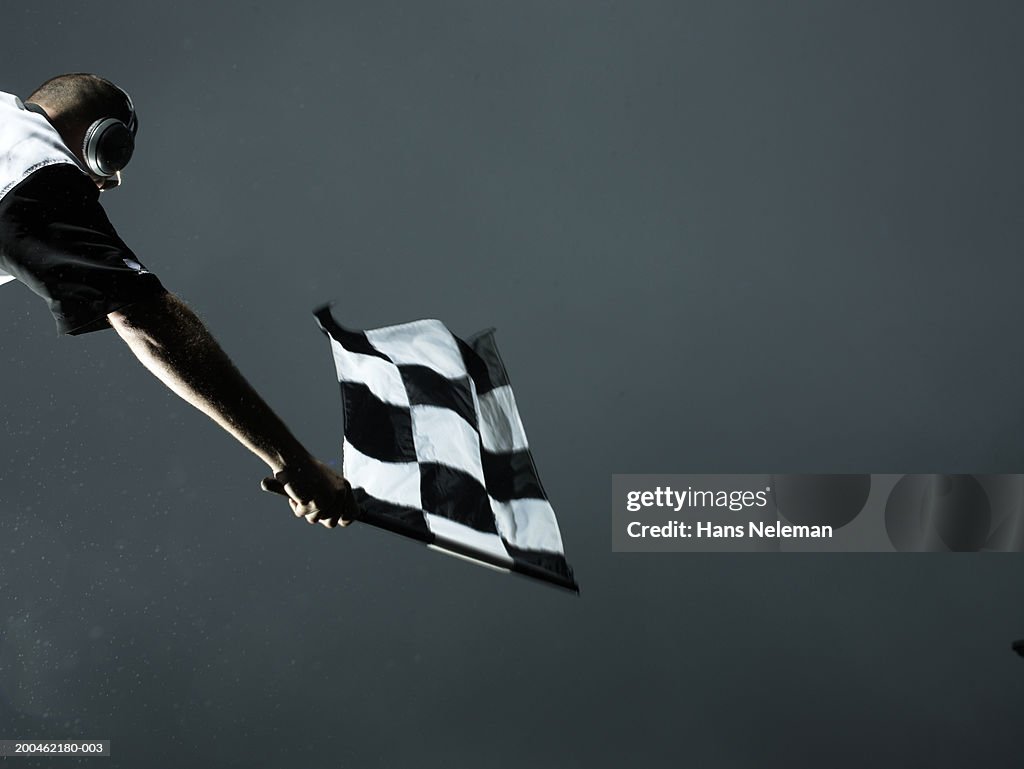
26, 73, 135, 185
28, 73, 132, 129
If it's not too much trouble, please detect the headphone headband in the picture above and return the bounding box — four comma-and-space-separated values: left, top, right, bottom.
123, 89, 137, 136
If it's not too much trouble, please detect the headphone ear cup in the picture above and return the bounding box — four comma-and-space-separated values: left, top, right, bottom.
82, 118, 135, 177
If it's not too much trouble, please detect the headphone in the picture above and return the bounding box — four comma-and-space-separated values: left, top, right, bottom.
81, 89, 138, 188
24, 88, 138, 189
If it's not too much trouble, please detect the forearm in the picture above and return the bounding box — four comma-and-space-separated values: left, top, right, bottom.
108, 292, 310, 473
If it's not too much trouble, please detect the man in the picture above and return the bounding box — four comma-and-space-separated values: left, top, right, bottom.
0, 73, 356, 528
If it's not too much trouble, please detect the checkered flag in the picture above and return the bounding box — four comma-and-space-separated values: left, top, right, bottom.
314, 307, 578, 592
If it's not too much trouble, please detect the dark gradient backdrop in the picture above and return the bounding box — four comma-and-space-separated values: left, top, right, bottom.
2, 2, 1023, 767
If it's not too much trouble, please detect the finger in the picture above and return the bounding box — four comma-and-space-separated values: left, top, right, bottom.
294, 499, 318, 517
340, 487, 360, 525
276, 470, 310, 506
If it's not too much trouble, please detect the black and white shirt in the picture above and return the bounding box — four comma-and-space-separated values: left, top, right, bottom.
0, 90, 165, 335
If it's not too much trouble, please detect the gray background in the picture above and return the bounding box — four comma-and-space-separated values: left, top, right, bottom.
2, 1, 1023, 766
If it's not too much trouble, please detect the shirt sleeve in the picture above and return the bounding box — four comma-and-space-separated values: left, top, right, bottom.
0, 163, 167, 336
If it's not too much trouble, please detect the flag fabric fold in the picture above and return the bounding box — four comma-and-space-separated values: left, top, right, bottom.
315, 306, 578, 592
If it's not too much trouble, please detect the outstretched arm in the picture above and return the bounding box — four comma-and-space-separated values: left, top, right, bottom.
107, 291, 355, 528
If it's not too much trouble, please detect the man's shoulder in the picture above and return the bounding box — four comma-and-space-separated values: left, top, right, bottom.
0, 89, 89, 204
